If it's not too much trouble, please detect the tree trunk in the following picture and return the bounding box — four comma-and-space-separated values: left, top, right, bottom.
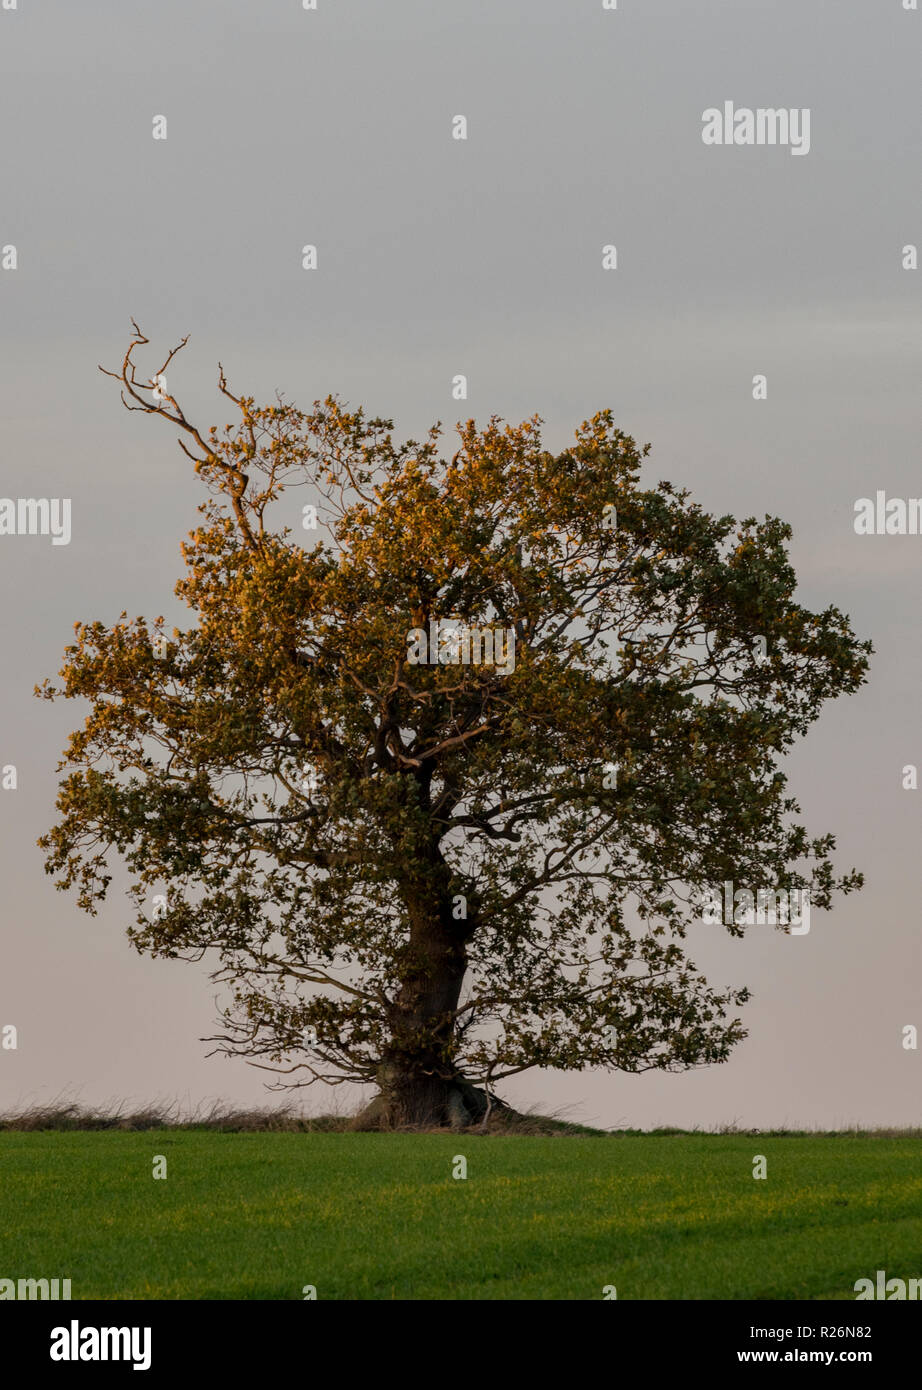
351, 855, 512, 1129
357, 914, 469, 1128
353, 1071, 516, 1131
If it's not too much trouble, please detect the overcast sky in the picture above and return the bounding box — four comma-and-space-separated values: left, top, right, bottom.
1, 0, 920, 1129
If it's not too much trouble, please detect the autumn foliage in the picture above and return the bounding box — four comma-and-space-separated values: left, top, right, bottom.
38, 328, 871, 1127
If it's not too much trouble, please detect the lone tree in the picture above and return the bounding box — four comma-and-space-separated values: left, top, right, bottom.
38, 326, 870, 1129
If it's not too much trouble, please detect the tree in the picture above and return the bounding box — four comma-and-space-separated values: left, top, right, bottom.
38, 325, 871, 1129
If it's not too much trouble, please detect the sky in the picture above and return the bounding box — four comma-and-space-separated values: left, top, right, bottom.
1, 0, 920, 1130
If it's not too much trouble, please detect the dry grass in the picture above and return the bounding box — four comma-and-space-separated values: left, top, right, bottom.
0, 1099, 349, 1133
2, 1098, 919, 1137
0, 1095, 605, 1136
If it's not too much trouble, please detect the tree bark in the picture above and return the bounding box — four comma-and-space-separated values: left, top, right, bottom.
353, 1071, 516, 1131
361, 911, 469, 1127
351, 852, 509, 1129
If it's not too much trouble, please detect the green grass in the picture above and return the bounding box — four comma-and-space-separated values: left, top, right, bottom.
1, 1131, 920, 1299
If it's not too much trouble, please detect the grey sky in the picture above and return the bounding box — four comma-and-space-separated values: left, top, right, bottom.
1, 0, 920, 1128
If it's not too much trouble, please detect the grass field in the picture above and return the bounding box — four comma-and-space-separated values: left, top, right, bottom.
1, 1131, 920, 1300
